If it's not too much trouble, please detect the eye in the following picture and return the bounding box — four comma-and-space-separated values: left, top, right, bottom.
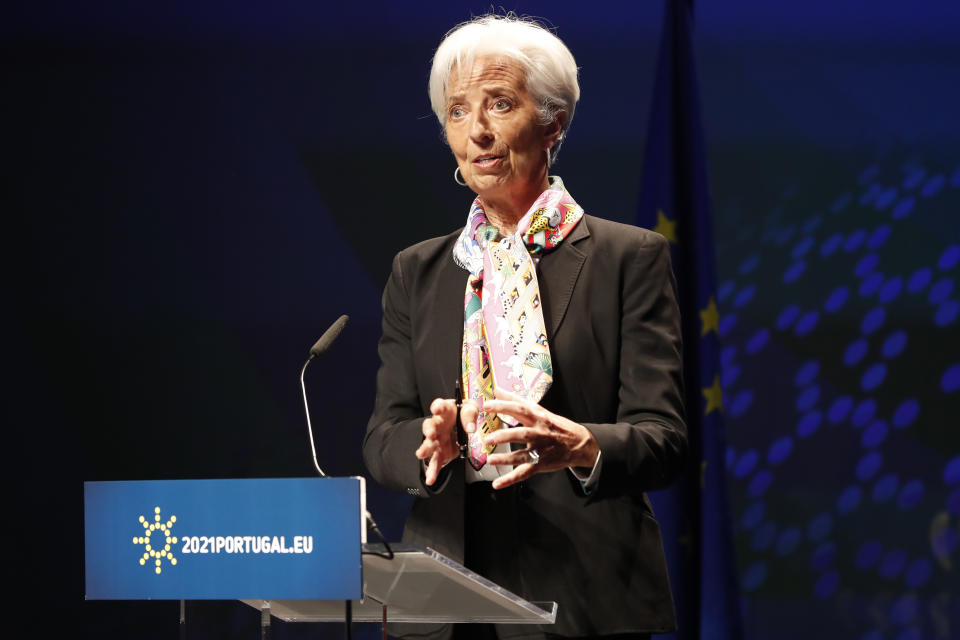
448, 105, 466, 120
493, 98, 511, 111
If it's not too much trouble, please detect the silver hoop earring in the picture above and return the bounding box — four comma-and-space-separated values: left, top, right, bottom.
454, 166, 468, 186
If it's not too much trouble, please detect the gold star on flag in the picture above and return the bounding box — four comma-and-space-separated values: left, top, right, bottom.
703, 375, 723, 415
652, 210, 677, 244
700, 296, 720, 336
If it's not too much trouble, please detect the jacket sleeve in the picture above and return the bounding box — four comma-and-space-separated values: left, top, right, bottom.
580, 232, 687, 495
362, 252, 451, 498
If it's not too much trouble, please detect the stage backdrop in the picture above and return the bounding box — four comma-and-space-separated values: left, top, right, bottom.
5, 1, 958, 639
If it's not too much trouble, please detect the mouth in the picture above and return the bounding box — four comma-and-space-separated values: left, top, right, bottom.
472, 154, 503, 169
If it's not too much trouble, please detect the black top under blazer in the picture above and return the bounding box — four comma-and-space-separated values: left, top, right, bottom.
363, 214, 687, 639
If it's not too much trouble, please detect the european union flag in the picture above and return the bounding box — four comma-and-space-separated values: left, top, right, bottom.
636, 1, 743, 639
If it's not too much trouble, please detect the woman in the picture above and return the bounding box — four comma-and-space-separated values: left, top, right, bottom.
364, 14, 686, 640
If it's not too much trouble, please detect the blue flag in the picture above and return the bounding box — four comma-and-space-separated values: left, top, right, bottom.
636, 2, 744, 639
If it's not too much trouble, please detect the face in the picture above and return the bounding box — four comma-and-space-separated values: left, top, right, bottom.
444, 56, 561, 206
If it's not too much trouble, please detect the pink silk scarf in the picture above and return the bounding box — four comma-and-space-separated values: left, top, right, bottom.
452, 176, 584, 471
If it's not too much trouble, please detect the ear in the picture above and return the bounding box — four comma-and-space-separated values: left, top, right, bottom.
543, 111, 566, 150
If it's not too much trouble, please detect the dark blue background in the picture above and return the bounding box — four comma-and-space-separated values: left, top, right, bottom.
6, 1, 959, 638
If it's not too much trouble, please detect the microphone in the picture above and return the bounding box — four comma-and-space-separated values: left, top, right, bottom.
300, 315, 349, 476
299, 315, 394, 559
309, 314, 349, 360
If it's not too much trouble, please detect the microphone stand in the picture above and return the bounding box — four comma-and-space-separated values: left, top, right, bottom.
299, 317, 394, 560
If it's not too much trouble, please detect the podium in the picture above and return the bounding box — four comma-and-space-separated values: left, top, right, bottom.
85, 478, 557, 636
241, 544, 557, 625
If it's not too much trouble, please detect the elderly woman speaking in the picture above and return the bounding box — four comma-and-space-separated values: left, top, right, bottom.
364, 14, 687, 640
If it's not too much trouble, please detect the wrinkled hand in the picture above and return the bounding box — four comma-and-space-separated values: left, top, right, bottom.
483, 388, 599, 490
415, 398, 479, 486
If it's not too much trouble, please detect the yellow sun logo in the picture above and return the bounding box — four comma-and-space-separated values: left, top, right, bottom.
132, 506, 179, 574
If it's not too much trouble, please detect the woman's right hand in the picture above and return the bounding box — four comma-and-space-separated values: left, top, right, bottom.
415, 398, 477, 485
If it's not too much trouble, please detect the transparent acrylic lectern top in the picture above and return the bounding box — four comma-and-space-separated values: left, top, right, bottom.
241, 544, 557, 624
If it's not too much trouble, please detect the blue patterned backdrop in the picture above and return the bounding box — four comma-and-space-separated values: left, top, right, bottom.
694, 14, 960, 633
714, 156, 960, 638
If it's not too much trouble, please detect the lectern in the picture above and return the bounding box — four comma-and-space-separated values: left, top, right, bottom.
85, 478, 556, 637
241, 544, 557, 625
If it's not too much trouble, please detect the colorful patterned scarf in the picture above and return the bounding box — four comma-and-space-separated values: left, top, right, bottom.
452, 176, 584, 474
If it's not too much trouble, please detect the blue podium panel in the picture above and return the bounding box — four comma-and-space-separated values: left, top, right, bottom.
84, 477, 363, 600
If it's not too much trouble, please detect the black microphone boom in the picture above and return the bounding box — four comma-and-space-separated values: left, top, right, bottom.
299, 313, 394, 560
309, 314, 349, 359
301, 315, 350, 477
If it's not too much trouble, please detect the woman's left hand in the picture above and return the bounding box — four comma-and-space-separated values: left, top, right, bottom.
482, 388, 600, 490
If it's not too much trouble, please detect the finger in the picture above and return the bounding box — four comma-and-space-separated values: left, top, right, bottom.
460, 400, 479, 433
491, 464, 535, 490
418, 414, 443, 453
424, 451, 441, 486
422, 415, 439, 440
483, 399, 541, 426
482, 426, 534, 448
430, 397, 456, 421
487, 449, 539, 467
419, 422, 442, 457
415, 437, 436, 460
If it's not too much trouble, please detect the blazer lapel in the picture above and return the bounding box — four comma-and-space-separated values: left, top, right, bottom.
427, 249, 468, 399
538, 215, 591, 338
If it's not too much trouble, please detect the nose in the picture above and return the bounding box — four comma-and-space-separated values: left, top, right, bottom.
469, 110, 493, 146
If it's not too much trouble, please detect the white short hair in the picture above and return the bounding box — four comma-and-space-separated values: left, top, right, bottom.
428, 14, 580, 164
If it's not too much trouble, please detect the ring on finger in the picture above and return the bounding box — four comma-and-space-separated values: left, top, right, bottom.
528, 448, 540, 465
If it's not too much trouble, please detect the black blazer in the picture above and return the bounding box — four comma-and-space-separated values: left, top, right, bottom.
364, 214, 687, 639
